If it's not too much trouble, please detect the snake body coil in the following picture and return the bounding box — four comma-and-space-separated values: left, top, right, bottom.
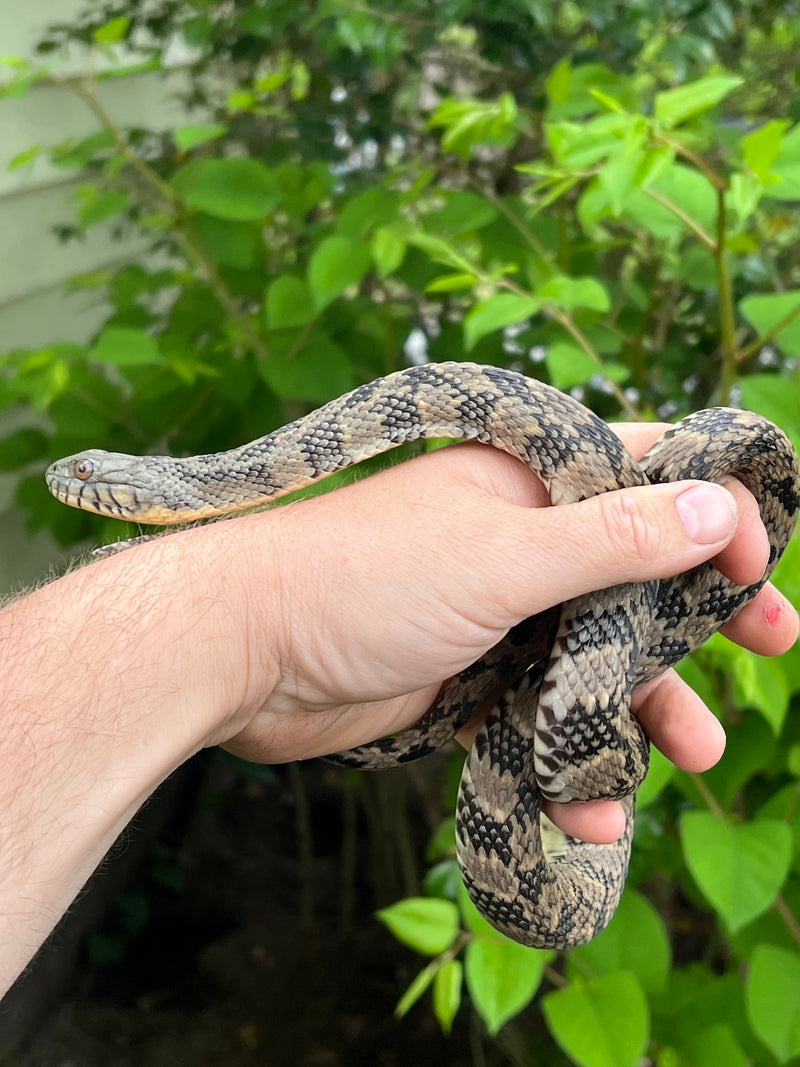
46, 362, 800, 947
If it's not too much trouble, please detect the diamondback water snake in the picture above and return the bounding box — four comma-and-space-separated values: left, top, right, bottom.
45, 362, 800, 947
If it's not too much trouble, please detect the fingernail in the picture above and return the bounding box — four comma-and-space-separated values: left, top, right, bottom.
675, 483, 737, 543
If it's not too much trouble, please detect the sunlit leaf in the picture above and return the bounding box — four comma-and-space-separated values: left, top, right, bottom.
173, 124, 228, 152
746, 943, 800, 1063
465, 934, 548, 1035
377, 898, 460, 957
181, 158, 282, 221
464, 293, 540, 351
543, 973, 649, 1067
655, 76, 743, 128
680, 813, 792, 930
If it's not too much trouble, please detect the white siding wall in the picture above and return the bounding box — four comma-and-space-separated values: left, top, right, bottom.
0, 1, 192, 584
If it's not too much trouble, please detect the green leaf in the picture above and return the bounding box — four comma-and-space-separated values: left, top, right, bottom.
426, 272, 479, 293
307, 236, 372, 310
681, 1024, 749, 1067
372, 227, 406, 277
543, 972, 649, 1067
395, 959, 439, 1018
746, 943, 800, 1063
731, 651, 789, 734
570, 890, 670, 994
545, 59, 572, 106
727, 171, 764, 223
181, 158, 282, 221
337, 187, 400, 239
0, 428, 49, 470
680, 813, 792, 930
702, 709, 777, 811
265, 275, 315, 329
773, 533, 800, 611
464, 293, 540, 351
376, 897, 460, 957
433, 958, 462, 1034
90, 327, 163, 368
195, 215, 259, 269
408, 231, 474, 273
599, 134, 646, 215
464, 934, 548, 1035
636, 745, 675, 808
173, 123, 227, 152
738, 373, 800, 456
654, 76, 743, 129
537, 275, 610, 312
545, 63, 634, 120
8, 144, 40, 170
424, 191, 498, 235
744, 120, 790, 182
257, 336, 355, 405
429, 93, 519, 156
93, 17, 130, 44
627, 164, 717, 240
51, 131, 116, 170
739, 292, 800, 360
546, 117, 625, 169
762, 125, 800, 201
545, 342, 599, 388
77, 188, 130, 228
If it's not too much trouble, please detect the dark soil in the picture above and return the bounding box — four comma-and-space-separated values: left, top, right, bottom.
4, 753, 492, 1067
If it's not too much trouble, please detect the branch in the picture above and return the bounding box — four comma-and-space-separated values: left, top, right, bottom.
45, 74, 271, 363
736, 299, 800, 364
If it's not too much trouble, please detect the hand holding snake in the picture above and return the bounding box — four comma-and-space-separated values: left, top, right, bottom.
46, 364, 799, 947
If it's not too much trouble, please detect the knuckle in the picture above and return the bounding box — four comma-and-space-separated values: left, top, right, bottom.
597, 490, 658, 564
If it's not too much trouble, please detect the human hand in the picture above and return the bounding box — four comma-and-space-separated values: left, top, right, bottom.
213, 423, 798, 843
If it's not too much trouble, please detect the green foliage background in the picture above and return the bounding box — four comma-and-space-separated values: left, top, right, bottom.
4, 1, 800, 1062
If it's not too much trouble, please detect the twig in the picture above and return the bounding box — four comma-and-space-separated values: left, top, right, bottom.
45, 74, 271, 363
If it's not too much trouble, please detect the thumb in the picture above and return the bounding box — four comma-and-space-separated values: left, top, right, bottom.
489, 480, 741, 621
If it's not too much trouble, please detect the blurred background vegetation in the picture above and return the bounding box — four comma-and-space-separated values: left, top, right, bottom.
2, 1, 800, 1063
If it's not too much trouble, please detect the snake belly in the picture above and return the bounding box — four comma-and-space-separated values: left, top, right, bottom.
45, 362, 800, 948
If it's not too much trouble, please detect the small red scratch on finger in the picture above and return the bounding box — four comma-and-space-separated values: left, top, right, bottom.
764, 601, 783, 628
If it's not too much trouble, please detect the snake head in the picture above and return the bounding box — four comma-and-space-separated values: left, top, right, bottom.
45, 449, 182, 524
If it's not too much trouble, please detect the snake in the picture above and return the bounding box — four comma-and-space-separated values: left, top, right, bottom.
45, 361, 800, 949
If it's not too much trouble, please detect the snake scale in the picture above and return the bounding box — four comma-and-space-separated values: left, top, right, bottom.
46, 362, 800, 948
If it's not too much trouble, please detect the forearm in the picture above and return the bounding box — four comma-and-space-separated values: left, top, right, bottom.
0, 525, 268, 994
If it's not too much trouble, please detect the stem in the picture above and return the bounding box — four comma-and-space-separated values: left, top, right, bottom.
339, 772, 359, 936
544, 963, 570, 988
482, 189, 558, 266
657, 133, 727, 191
775, 895, 800, 950
288, 761, 316, 929
689, 772, 726, 819
548, 309, 641, 419
497, 277, 641, 418
643, 188, 716, 251
736, 298, 800, 364
715, 187, 739, 404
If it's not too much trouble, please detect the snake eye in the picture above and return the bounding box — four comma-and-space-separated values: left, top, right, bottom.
73, 459, 94, 481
